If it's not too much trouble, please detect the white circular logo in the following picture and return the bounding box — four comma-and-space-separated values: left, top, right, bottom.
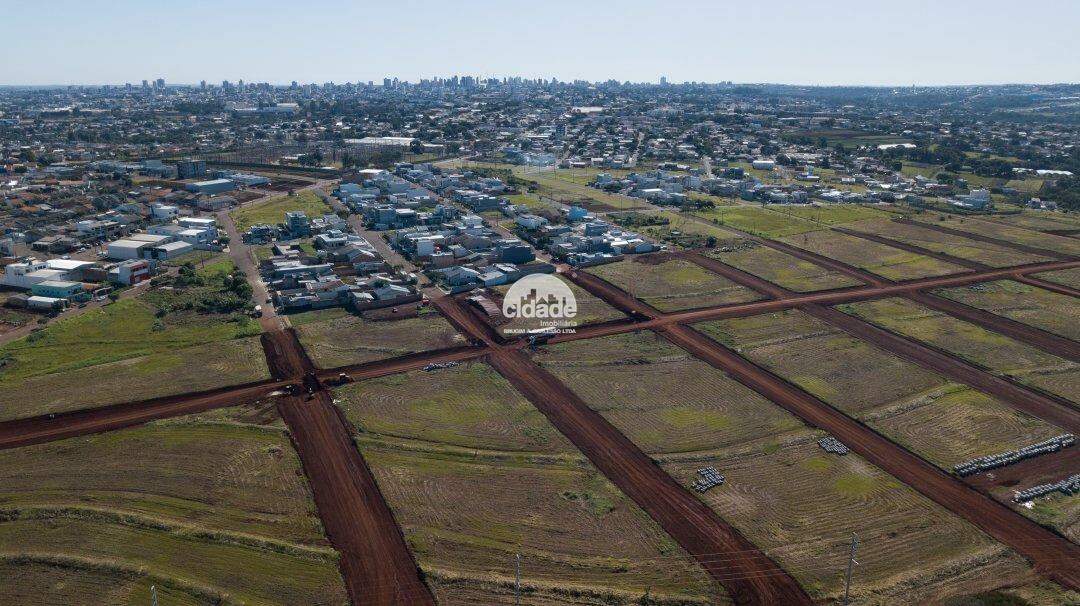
503, 274, 577, 322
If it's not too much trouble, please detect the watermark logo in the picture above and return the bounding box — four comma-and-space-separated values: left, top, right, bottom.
502, 274, 577, 333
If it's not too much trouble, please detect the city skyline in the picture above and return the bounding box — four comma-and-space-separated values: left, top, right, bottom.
5, 0, 1079, 86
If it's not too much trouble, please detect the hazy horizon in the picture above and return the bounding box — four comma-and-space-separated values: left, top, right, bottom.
5, 0, 1080, 86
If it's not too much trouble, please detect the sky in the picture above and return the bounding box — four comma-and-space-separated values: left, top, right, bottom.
5, 0, 1079, 86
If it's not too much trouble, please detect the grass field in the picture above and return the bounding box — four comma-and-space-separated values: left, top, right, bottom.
1034, 267, 1080, 289
936, 280, 1080, 341
913, 215, 1080, 257
335, 362, 576, 454
842, 297, 1080, 402
534, 332, 805, 454
0, 406, 347, 605
846, 218, 1052, 267
695, 309, 1067, 469
230, 191, 332, 231
586, 256, 761, 311
706, 242, 861, 292
693, 206, 822, 238
2, 557, 217, 606
659, 436, 1039, 603
982, 211, 1080, 233
341, 359, 727, 605
767, 204, 897, 227
780, 229, 965, 280
0, 298, 265, 421
293, 308, 465, 369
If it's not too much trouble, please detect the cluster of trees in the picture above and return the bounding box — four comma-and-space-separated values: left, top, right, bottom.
150, 264, 253, 315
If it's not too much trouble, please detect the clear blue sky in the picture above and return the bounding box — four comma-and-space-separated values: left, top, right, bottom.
6, 0, 1079, 86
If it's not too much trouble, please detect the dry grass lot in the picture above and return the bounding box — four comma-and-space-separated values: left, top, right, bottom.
695, 309, 1066, 469
335, 362, 575, 455
842, 297, 1080, 403
778, 229, 965, 281
936, 280, 1080, 341
981, 211, 1080, 233
1034, 267, 1080, 290
534, 332, 805, 454
660, 437, 1047, 604
0, 405, 347, 605
586, 257, 761, 312
340, 359, 727, 605
847, 218, 1051, 267
292, 308, 465, 369
914, 216, 1080, 257
706, 242, 861, 292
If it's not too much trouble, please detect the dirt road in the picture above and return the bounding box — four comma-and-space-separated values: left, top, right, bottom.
1014, 274, 1080, 298
658, 323, 1080, 591
261, 328, 315, 380
278, 393, 434, 606
487, 348, 812, 605
0, 380, 284, 450
834, 227, 988, 271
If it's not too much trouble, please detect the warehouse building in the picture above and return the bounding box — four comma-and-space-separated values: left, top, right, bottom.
186, 178, 236, 195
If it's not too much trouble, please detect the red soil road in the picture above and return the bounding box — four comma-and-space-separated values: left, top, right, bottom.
833, 227, 988, 272
898, 218, 1078, 261
430, 294, 505, 347
0, 379, 285, 450
908, 291, 1080, 363
315, 344, 490, 382
486, 348, 812, 605
560, 264, 663, 318
1014, 274, 1080, 299
261, 328, 316, 380
801, 304, 1080, 432
277, 393, 435, 606
542, 260, 1080, 348
966, 447, 1080, 492
658, 323, 1080, 591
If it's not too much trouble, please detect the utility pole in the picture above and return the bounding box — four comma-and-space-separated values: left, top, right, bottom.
150, 585, 159, 606
843, 533, 859, 606
515, 553, 522, 606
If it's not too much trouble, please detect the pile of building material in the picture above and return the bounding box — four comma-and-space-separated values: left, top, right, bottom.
1014, 474, 1080, 503
692, 467, 725, 493
818, 436, 850, 455
954, 434, 1075, 477
423, 361, 460, 371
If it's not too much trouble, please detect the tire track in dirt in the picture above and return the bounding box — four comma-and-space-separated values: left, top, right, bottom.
657, 323, 1080, 591
486, 348, 812, 605
801, 304, 1080, 431
898, 218, 1078, 261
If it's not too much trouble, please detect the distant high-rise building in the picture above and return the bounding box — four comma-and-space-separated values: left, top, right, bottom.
200, 80, 207, 90
660, 76, 668, 85
155, 78, 165, 89
141, 80, 149, 89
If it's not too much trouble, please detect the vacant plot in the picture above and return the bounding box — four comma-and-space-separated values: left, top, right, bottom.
491, 275, 624, 335
707, 242, 861, 292
936, 280, 1080, 341
769, 204, 896, 227
293, 308, 465, 368
230, 190, 332, 231
0, 406, 347, 605
914, 216, 1080, 257
693, 206, 821, 238
2, 558, 217, 606
983, 477, 1080, 545
0, 298, 265, 420
696, 309, 1065, 470
1034, 267, 1080, 290
535, 332, 804, 454
779, 229, 965, 280
335, 362, 575, 454
847, 218, 1051, 267
842, 297, 1080, 402
345, 368, 727, 605
661, 437, 1039, 603
982, 211, 1080, 233
586, 257, 760, 311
